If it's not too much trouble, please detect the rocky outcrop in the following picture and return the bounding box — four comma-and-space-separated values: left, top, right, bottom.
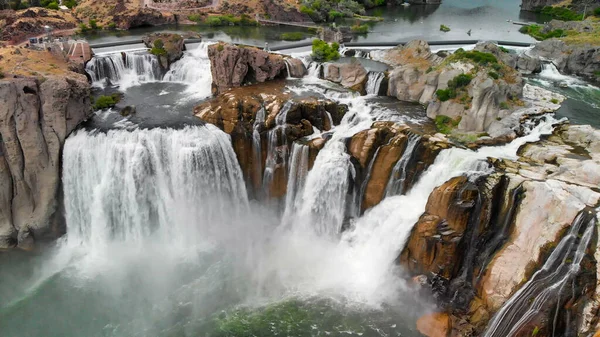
194, 82, 347, 198
285, 58, 307, 78
142, 33, 185, 70
0, 8, 78, 44
0, 75, 92, 248
371, 40, 443, 68
474, 42, 541, 75
324, 62, 368, 94
530, 38, 600, 79
208, 43, 287, 95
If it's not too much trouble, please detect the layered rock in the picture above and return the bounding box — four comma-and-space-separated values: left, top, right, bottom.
74, 0, 175, 30
142, 33, 185, 70
0, 8, 77, 44
530, 38, 600, 79
0, 75, 92, 248
208, 43, 287, 95
194, 82, 347, 198
324, 62, 368, 94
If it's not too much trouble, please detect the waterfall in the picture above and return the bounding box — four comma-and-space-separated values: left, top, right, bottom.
482, 209, 598, 337
163, 42, 213, 98
282, 142, 310, 224
365, 71, 385, 96
62, 125, 249, 250
307, 62, 323, 79
262, 101, 293, 198
384, 133, 421, 197
252, 107, 266, 190
85, 51, 162, 89
284, 59, 292, 79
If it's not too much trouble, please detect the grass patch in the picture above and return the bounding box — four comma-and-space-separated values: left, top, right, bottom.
499, 46, 510, 53
499, 101, 509, 109
280, 32, 306, 41
440, 24, 451, 32
453, 49, 497, 65
436, 73, 473, 102
351, 23, 369, 34
93, 94, 121, 110
519, 24, 564, 41
538, 6, 583, 21
435, 115, 461, 134
311, 39, 340, 62
550, 98, 559, 104
488, 71, 499, 79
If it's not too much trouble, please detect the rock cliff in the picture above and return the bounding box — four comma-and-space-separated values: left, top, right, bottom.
530, 38, 600, 80
207, 43, 288, 95
0, 75, 92, 248
142, 33, 185, 70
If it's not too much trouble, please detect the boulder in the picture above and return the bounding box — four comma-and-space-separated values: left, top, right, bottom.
324, 62, 368, 94
142, 33, 185, 69
371, 40, 442, 68
208, 43, 287, 95
0, 75, 92, 248
285, 58, 307, 78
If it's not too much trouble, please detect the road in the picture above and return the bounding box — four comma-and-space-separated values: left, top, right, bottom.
142, 0, 219, 11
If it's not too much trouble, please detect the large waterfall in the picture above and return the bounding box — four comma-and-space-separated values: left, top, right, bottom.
86, 51, 162, 89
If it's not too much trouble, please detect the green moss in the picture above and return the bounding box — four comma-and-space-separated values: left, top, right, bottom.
499, 101, 509, 109
434, 115, 461, 134
217, 44, 225, 52
550, 98, 559, 104
451, 49, 498, 66
440, 24, 451, 32
93, 94, 121, 110
532, 326, 540, 336
280, 32, 306, 41
488, 71, 499, 79
311, 39, 340, 62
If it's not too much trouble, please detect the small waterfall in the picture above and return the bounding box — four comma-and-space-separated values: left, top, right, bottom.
539, 63, 586, 87
384, 133, 421, 197
252, 107, 266, 190
262, 102, 293, 198
482, 209, 598, 337
163, 42, 212, 85
62, 125, 249, 249
284, 59, 292, 79
282, 143, 310, 223
365, 71, 385, 96
85, 51, 162, 89
307, 62, 323, 79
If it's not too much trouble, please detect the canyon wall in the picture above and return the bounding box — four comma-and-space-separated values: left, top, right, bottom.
0, 75, 91, 248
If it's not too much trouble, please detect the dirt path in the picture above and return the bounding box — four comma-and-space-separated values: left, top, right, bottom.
142, 0, 219, 11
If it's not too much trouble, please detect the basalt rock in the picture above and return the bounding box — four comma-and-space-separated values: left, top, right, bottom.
208, 43, 287, 95
474, 41, 541, 75
194, 83, 347, 198
142, 33, 185, 70
324, 62, 368, 94
0, 75, 92, 248
530, 39, 600, 79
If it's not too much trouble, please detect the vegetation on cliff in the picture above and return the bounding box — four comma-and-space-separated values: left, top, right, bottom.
311, 39, 340, 61
300, 0, 385, 22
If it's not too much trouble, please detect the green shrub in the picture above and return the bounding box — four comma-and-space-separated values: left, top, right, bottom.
440, 24, 451, 32
217, 44, 224, 52
539, 6, 583, 21
456, 50, 497, 65
488, 71, 499, 79
351, 23, 369, 34
150, 39, 167, 57
107, 22, 117, 30
594, 7, 600, 16
550, 98, 559, 104
188, 14, 203, 22
436, 89, 456, 102
434, 115, 461, 134
47, 1, 59, 10
449, 73, 473, 88
328, 10, 344, 20
89, 19, 100, 30
499, 101, 510, 109
499, 46, 510, 53
63, 0, 77, 8
280, 32, 306, 41
93, 94, 121, 110
78, 23, 90, 33
594, 70, 600, 78
311, 39, 340, 62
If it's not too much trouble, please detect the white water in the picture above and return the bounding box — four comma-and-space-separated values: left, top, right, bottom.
385, 133, 421, 197
163, 42, 213, 100
483, 209, 598, 337
85, 51, 162, 89
282, 143, 310, 224
365, 71, 385, 96
539, 63, 588, 87
62, 125, 249, 258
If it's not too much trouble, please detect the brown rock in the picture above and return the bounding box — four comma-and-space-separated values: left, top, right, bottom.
208, 43, 286, 95
398, 176, 479, 279
142, 33, 185, 69
285, 58, 307, 78
417, 312, 451, 337
324, 62, 368, 94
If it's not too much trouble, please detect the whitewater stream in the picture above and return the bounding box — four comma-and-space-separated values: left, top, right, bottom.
0, 42, 569, 337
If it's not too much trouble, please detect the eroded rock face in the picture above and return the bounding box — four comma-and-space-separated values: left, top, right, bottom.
474, 42, 541, 75
0, 75, 92, 248
142, 33, 185, 70
194, 83, 347, 197
324, 62, 368, 94
531, 39, 600, 79
208, 43, 287, 95
113, 8, 176, 30
285, 58, 307, 78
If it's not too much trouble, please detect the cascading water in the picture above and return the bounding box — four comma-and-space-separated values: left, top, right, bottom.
252, 107, 266, 190
262, 101, 292, 199
62, 125, 249, 251
385, 133, 421, 197
482, 209, 598, 337
85, 51, 162, 89
365, 71, 385, 96
282, 142, 310, 224
163, 42, 213, 99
